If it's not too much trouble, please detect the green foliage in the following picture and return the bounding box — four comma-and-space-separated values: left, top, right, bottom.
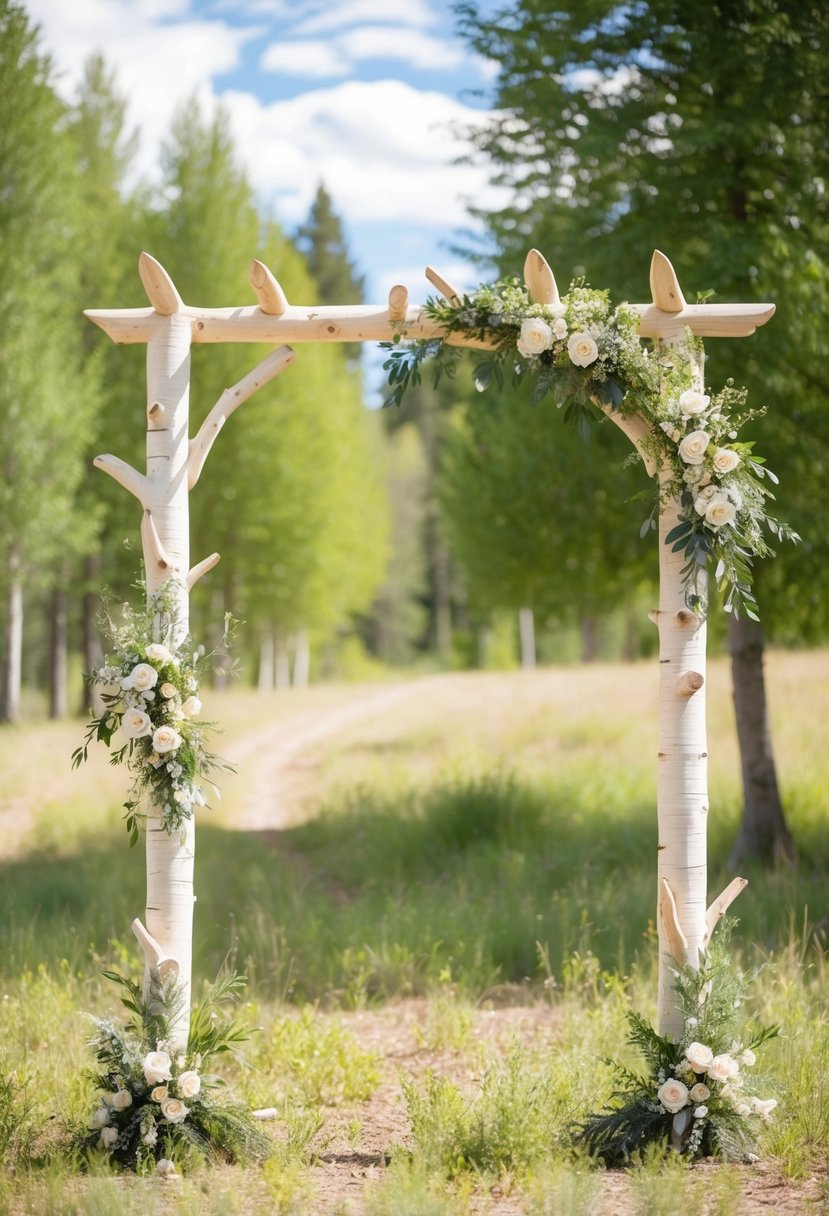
260, 1008, 380, 1106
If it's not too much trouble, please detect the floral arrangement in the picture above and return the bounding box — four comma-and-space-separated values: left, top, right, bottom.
577, 928, 779, 1163
73, 587, 233, 841
80, 970, 270, 1175
383, 280, 798, 617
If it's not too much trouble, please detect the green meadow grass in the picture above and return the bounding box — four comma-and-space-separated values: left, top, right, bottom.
0, 654, 827, 1211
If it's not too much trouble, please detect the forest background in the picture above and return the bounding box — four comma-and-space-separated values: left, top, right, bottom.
1, 0, 827, 869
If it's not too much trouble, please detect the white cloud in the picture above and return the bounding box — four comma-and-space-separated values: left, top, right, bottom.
294, 0, 437, 35
340, 26, 464, 70
260, 39, 349, 77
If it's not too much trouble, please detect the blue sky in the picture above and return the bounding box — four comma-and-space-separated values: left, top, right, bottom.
26, 0, 506, 336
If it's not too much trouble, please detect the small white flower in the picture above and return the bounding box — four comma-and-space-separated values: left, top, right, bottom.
679, 389, 710, 416
678, 430, 710, 465
751, 1096, 777, 1121
516, 317, 553, 357
685, 1018, 699, 1030
740, 1048, 756, 1067
660, 421, 682, 443
161, 1097, 189, 1124
712, 447, 740, 473
152, 726, 183, 755
689, 1083, 711, 1102
552, 317, 568, 339
177, 1070, 201, 1098
90, 1106, 110, 1128
657, 1078, 689, 1113
685, 1042, 714, 1074
143, 1050, 173, 1085
160, 682, 178, 699
548, 302, 566, 319
150, 1085, 169, 1103
708, 1054, 740, 1082
180, 696, 201, 719
123, 663, 158, 693
156, 1158, 177, 1178
146, 644, 174, 665
693, 1105, 708, 1118
705, 494, 738, 528
142, 1126, 158, 1147
122, 708, 152, 740
567, 330, 599, 367
736, 1101, 752, 1117
110, 1088, 132, 1112
99, 1126, 118, 1150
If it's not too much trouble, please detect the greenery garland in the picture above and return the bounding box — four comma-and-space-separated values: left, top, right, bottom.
576, 924, 779, 1163
73, 586, 234, 841
78, 970, 270, 1175
383, 280, 798, 618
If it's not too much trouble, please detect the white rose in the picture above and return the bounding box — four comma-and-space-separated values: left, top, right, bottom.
685, 1042, 714, 1074
150, 1085, 168, 1103
751, 1097, 777, 1120
152, 726, 182, 755
90, 1106, 110, 1128
143, 1050, 172, 1085
552, 317, 568, 339
567, 330, 599, 367
708, 1054, 740, 1082
160, 682, 178, 700
110, 1088, 132, 1111
99, 1126, 118, 1150
146, 644, 174, 665
122, 708, 152, 740
689, 1083, 711, 1102
516, 317, 553, 357
180, 696, 202, 719
712, 447, 740, 473
161, 1097, 189, 1124
740, 1048, 756, 1067
156, 1158, 177, 1178
657, 1078, 689, 1113
705, 495, 738, 528
177, 1070, 201, 1098
678, 430, 710, 465
693, 1105, 709, 1118
694, 495, 710, 517
548, 302, 566, 319
679, 389, 710, 416
124, 663, 158, 692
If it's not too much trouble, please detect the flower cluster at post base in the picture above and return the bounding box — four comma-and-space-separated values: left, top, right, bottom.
577, 929, 779, 1163
73, 591, 232, 840
383, 279, 797, 618
82, 971, 269, 1174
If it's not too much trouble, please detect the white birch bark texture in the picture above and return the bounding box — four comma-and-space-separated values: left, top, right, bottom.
86, 248, 771, 1046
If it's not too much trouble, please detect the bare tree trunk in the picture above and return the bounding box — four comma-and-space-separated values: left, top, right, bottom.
1, 573, 23, 724
580, 616, 600, 662
292, 629, 310, 687
518, 607, 536, 669
727, 615, 795, 865
48, 584, 69, 719
80, 554, 105, 716
258, 627, 274, 691
275, 628, 291, 689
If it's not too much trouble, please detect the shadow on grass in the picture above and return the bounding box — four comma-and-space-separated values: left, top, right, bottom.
1, 770, 826, 1003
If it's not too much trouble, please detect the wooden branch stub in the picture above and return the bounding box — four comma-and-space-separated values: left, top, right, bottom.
132, 917, 180, 981
676, 670, 705, 697
187, 552, 220, 590
650, 250, 686, 313
648, 609, 660, 625
94, 454, 148, 506
703, 876, 748, 946
523, 248, 561, 306
425, 265, 461, 304
147, 401, 166, 426
387, 284, 409, 322
141, 509, 172, 572
675, 609, 698, 630
138, 252, 183, 316
250, 260, 288, 316
659, 877, 689, 959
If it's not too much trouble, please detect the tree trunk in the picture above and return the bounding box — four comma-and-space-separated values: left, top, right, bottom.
258, 627, 274, 691
727, 615, 794, 864
580, 616, 600, 662
292, 629, 310, 687
1, 573, 23, 724
80, 555, 105, 716
48, 584, 69, 719
275, 629, 291, 689
518, 607, 536, 669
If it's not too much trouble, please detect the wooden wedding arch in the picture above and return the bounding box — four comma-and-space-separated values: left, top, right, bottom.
86, 248, 773, 1044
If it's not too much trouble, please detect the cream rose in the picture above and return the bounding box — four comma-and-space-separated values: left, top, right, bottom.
110, 1088, 132, 1111
552, 317, 568, 339
567, 330, 599, 367
678, 430, 710, 465
751, 1097, 777, 1120
99, 1126, 118, 1149
180, 696, 202, 719
712, 447, 740, 473
151, 1085, 169, 1103
161, 1097, 189, 1124
122, 708, 152, 740
152, 725, 182, 754
160, 682, 178, 700
679, 389, 710, 416
123, 662, 158, 692
657, 1078, 689, 1113
685, 1042, 714, 1074
708, 1054, 739, 1082
517, 317, 553, 357
143, 1050, 172, 1085
704, 495, 737, 528
689, 1083, 711, 1102
177, 1070, 201, 1098
146, 644, 174, 665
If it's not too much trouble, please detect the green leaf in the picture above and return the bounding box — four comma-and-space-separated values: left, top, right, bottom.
664, 522, 692, 545
474, 362, 492, 392
598, 379, 624, 409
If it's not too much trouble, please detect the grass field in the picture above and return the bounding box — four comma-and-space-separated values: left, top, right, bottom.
1, 653, 827, 1213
